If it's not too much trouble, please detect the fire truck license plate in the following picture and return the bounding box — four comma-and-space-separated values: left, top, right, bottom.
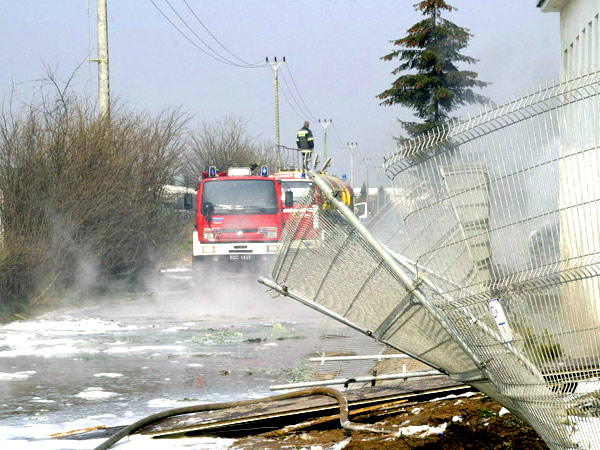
230, 255, 252, 260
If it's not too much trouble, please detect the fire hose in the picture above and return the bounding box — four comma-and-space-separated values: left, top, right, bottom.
93, 387, 392, 450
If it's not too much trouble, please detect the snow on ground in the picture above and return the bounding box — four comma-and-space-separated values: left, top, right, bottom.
395, 423, 447, 438
0, 370, 36, 380
429, 391, 478, 402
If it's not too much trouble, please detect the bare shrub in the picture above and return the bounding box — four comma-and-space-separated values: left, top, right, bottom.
0, 84, 188, 304
181, 116, 291, 186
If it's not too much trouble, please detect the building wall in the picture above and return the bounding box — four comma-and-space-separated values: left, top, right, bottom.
542, 0, 600, 77
541, 0, 600, 359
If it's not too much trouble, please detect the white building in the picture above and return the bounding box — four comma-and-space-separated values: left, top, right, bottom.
539, 0, 600, 358
538, 0, 600, 77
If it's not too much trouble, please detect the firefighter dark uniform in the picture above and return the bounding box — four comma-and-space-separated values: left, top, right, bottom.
296, 122, 314, 170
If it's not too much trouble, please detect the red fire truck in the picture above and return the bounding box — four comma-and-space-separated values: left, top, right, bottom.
274, 169, 354, 240
190, 166, 292, 272
273, 170, 316, 235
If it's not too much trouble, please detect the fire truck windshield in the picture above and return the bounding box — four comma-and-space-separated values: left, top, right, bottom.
202, 179, 278, 214
280, 180, 313, 205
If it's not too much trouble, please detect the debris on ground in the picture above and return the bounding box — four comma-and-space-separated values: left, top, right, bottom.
234, 393, 549, 449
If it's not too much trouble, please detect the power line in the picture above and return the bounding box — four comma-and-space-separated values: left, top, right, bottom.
182, 0, 265, 68
164, 0, 233, 63
331, 123, 347, 148
163, 0, 250, 67
278, 81, 306, 121
280, 65, 349, 151
285, 65, 318, 121
150, 0, 264, 68
150, 0, 234, 65
279, 70, 314, 121
282, 64, 354, 160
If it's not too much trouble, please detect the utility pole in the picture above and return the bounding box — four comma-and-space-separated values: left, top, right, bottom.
363, 157, 372, 192
347, 142, 358, 189
375, 164, 383, 186
374, 164, 385, 212
95, 0, 110, 118
267, 57, 286, 169
318, 119, 332, 163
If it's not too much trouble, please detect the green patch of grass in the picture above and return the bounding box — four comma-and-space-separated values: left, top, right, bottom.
269, 322, 302, 341
0, 297, 31, 323
286, 365, 313, 383
479, 408, 497, 419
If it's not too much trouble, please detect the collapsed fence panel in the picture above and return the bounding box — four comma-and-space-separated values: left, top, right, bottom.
263, 73, 600, 449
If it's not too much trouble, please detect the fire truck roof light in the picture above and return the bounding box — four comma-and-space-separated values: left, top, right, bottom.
209, 166, 217, 177
261, 165, 269, 176
227, 167, 252, 176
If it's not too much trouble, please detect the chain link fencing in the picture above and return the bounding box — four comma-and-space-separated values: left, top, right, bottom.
261, 73, 600, 449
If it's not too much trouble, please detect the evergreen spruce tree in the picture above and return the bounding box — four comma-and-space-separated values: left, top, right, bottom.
359, 182, 368, 203
378, 0, 488, 138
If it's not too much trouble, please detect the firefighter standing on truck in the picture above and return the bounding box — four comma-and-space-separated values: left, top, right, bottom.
296, 121, 314, 171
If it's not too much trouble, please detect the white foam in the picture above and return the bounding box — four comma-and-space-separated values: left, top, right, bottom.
0, 317, 140, 359
147, 398, 179, 408
93, 373, 123, 378
0, 371, 36, 380
103, 345, 185, 354
87, 413, 116, 420
30, 398, 55, 404
0, 338, 100, 358
161, 268, 190, 273
75, 387, 119, 400
0, 437, 107, 450
123, 435, 236, 449
163, 327, 189, 332
1, 317, 139, 334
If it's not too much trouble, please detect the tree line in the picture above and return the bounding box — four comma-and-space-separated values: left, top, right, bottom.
0, 79, 279, 318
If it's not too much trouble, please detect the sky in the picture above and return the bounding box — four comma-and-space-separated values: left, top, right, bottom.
0, 1, 560, 186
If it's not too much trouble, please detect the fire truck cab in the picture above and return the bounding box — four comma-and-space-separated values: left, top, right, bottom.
273, 170, 320, 240
191, 166, 291, 271
274, 170, 354, 241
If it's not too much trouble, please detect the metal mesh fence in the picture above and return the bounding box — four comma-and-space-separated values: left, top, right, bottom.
263, 73, 600, 449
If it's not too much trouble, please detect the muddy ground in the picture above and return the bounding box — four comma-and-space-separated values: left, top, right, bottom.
234, 393, 549, 449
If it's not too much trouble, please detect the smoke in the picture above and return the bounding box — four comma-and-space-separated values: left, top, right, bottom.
131, 261, 311, 322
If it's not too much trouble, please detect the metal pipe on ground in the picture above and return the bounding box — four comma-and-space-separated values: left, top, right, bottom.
270, 370, 444, 391
92, 387, 391, 450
